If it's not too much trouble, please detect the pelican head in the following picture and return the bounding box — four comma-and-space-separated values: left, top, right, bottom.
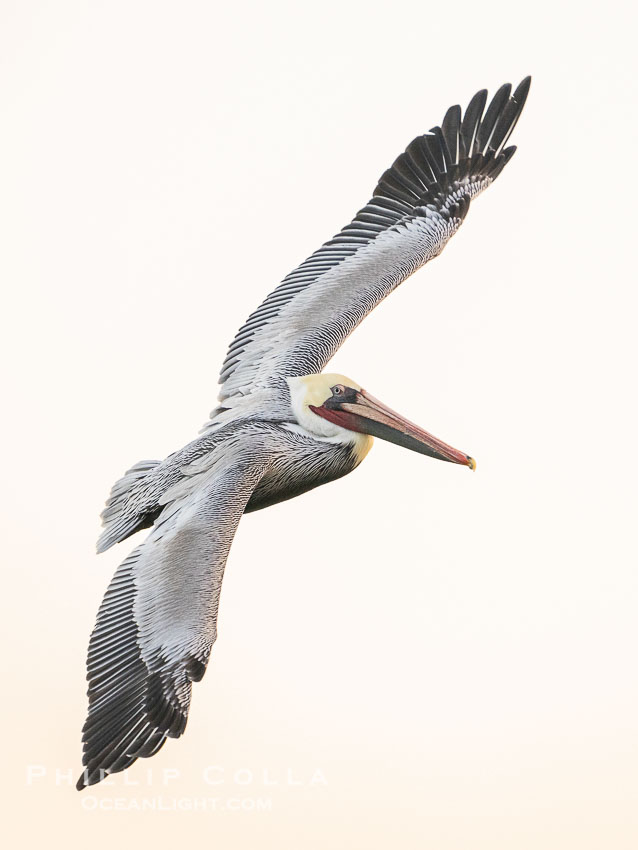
287, 373, 475, 469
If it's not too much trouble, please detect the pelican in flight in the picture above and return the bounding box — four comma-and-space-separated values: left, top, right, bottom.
77, 77, 530, 788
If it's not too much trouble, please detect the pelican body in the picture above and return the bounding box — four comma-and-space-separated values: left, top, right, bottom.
78, 78, 530, 788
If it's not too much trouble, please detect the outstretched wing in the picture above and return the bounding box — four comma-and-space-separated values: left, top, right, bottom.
77, 453, 270, 788
217, 78, 530, 404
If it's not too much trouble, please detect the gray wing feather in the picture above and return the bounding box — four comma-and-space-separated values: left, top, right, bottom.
216, 78, 530, 407
77, 451, 270, 788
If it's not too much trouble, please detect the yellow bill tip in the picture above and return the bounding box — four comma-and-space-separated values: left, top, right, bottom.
467, 456, 476, 471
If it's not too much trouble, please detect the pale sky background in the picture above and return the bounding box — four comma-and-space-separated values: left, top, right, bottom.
1, 1, 637, 848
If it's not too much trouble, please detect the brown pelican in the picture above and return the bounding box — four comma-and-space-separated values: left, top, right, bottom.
77, 77, 530, 789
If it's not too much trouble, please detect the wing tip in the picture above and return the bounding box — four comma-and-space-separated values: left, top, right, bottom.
376, 76, 530, 211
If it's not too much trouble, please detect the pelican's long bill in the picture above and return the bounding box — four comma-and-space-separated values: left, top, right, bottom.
310, 388, 476, 469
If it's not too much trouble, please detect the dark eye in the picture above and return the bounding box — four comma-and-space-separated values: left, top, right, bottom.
331, 385, 343, 396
